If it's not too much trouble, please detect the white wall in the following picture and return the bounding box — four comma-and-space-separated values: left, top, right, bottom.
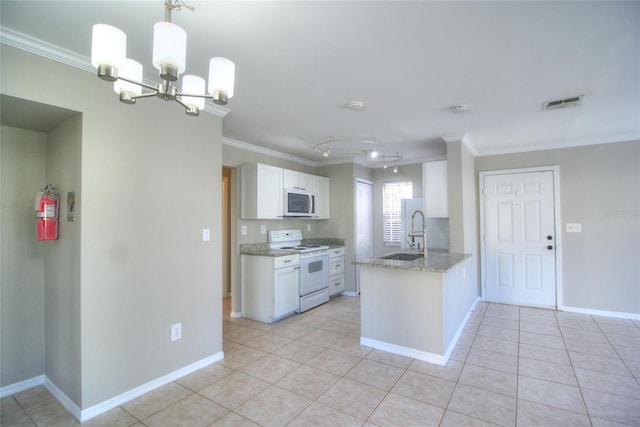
476, 140, 640, 315
1, 46, 224, 409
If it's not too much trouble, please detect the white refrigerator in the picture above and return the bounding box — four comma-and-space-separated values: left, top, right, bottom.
400, 198, 425, 250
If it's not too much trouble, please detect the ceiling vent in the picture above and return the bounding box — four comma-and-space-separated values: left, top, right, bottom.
543, 95, 584, 111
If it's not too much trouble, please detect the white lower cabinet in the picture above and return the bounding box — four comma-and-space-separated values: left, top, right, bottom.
242, 254, 300, 323
274, 261, 300, 317
328, 247, 345, 295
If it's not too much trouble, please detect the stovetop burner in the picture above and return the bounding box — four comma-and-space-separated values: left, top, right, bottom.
268, 230, 329, 254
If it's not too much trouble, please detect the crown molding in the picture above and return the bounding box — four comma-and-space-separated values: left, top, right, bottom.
476, 133, 640, 157
0, 26, 230, 118
442, 133, 479, 157
222, 137, 317, 167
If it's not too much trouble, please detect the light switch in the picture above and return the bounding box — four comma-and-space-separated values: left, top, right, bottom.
202, 228, 210, 241
566, 223, 582, 233
261, 225, 266, 234
307, 224, 311, 232
241, 225, 248, 236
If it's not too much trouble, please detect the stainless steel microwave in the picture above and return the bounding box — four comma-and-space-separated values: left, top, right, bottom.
284, 188, 316, 217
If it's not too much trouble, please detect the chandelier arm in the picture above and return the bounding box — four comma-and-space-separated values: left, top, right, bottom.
176, 91, 211, 99
174, 97, 200, 116
130, 92, 159, 100
116, 75, 158, 92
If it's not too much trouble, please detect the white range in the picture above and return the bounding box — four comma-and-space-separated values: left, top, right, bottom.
269, 229, 330, 312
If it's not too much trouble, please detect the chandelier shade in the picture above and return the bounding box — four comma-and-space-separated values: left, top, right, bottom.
181, 74, 206, 110
91, 24, 126, 71
208, 57, 235, 101
152, 22, 187, 81
90, 0, 235, 115
114, 59, 143, 97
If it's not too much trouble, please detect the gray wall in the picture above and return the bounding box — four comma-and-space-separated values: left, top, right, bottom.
447, 140, 480, 298
2, 46, 224, 408
0, 126, 46, 387
44, 115, 82, 404
476, 140, 640, 314
315, 163, 373, 293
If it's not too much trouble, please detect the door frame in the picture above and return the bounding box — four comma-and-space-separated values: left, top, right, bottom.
479, 166, 563, 309
354, 177, 374, 295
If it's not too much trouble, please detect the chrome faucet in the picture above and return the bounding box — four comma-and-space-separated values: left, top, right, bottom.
408, 209, 426, 254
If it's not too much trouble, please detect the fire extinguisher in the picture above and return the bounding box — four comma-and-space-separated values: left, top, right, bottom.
35, 184, 59, 241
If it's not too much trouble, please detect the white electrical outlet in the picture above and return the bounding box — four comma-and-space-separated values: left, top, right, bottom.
171, 323, 182, 341
202, 228, 210, 242
261, 224, 266, 234
241, 225, 247, 236
307, 223, 311, 232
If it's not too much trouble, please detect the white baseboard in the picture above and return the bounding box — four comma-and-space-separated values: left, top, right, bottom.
359, 297, 480, 367
44, 376, 82, 421
230, 311, 242, 318
0, 375, 45, 398
79, 351, 224, 422
1, 352, 225, 422
442, 297, 480, 361
360, 337, 447, 366
340, 291, 358, 297
560, 305, 640, 320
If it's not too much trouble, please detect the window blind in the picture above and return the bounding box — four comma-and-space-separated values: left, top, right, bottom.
382, 181, 413, 244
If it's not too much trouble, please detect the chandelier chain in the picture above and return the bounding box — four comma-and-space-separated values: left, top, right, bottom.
165, 0, 194, 22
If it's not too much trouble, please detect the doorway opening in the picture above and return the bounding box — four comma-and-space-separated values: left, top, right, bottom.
355, 178, 373, 294
222, 167, 231, 299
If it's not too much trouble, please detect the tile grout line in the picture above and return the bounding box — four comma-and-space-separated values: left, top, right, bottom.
555, 309, 594, 427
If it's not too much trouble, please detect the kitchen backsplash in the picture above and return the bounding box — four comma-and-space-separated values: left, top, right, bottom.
302, 238, 345, 247
426, 218, 450, 251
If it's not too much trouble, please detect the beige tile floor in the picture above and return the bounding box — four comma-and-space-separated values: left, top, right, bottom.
3, 296, 640, 426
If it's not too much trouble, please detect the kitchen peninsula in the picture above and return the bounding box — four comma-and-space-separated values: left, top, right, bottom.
353, 250, 477, 366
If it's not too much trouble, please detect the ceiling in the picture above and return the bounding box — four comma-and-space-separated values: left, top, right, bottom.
1, 1, 638, 166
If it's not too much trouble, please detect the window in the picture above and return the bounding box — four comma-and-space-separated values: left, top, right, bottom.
383, 181, 413, 244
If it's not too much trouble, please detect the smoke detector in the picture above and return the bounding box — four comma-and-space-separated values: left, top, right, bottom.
543, 95, 584, 111
347, 100, 366, 111
450, 105, 468, 114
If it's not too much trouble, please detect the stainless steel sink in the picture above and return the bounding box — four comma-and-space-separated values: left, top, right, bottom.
379, 253, 423, 261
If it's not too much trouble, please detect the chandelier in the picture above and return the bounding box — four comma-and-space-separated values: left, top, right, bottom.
90, 0, 235, 116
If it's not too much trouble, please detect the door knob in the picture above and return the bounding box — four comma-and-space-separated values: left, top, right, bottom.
547, 245, 554, 250
547, 235, 553, 240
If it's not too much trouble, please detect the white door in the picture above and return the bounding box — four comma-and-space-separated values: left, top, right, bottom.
482, 170, 557, 307
356, 179, 373, 294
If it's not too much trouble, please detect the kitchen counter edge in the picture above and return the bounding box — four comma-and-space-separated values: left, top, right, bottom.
353, 251, 470, 273
240, 240, 345, 257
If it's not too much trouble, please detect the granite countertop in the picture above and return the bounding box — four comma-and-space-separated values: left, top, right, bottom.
353, 250, 469, 273
240, 238, 345, 257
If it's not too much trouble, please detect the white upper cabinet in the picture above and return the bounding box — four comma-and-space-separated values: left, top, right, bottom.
242, 164, 330, 220
423, 160, 448, 218
241, 163, 283, 219
284, 169, 314, 191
